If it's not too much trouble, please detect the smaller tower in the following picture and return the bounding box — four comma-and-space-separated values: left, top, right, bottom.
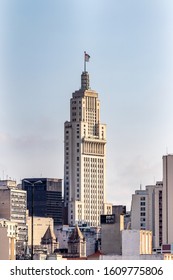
68, 225, 86, 258
41, 225, 59, 254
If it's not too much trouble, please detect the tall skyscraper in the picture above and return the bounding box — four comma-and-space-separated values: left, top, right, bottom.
162, 154, 173, 244
64, 54, 112, 227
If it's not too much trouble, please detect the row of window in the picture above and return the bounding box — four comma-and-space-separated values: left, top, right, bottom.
84, 163, 104, 168
71, 100, 82, 104
84, 190, 104, 194
84, 168, 104, 173
84, 158, 104, 163
72, 106, 81, 110
89, 177, 104, 181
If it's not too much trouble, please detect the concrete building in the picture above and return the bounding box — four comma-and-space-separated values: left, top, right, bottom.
161, 243, 173, 254
22, 178, 63, 225
0, 180, 27, 254
154, 182, 163, 249
131, 181, 163, 249
101, 206, 125, 255
99, 254, 163, 260
0, 180, 17, 189
122, 230, 152, 256
124, 211, 131, 230
0, 219, 18, 260
64, 62, 112, 226
162, 154, 173, 244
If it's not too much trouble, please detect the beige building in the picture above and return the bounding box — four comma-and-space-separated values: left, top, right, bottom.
122, 230, 152, 256
64, 67, 112, 227
162, 154, 173, 244
0, 219, 18, 260
26, 216, 54, 246
164, 254, 173, 260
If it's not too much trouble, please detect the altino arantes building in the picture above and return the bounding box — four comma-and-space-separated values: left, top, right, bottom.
64, 55, 112, 227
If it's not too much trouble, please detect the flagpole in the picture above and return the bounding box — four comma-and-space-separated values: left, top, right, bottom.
84, 51, 86, 72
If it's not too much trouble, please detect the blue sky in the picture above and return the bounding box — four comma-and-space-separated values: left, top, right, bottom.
1, 0, 173, 210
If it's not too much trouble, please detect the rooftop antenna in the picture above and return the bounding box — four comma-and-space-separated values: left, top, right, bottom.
140, 183, 142, 190
153, 176, 155, 184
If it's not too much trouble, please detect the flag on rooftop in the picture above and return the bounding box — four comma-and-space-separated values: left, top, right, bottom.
84, 52, 90, 62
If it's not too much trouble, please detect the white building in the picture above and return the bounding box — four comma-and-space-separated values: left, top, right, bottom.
131, 181, 163, 249
0, 181, 27, 253
131, 189, 148, 230
162, 154, 173, 244
0, 219, 18, 260
64, 65, 112, 226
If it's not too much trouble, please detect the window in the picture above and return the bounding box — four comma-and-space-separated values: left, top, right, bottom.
140, 223, 145, 228
141, 212, 145, 216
